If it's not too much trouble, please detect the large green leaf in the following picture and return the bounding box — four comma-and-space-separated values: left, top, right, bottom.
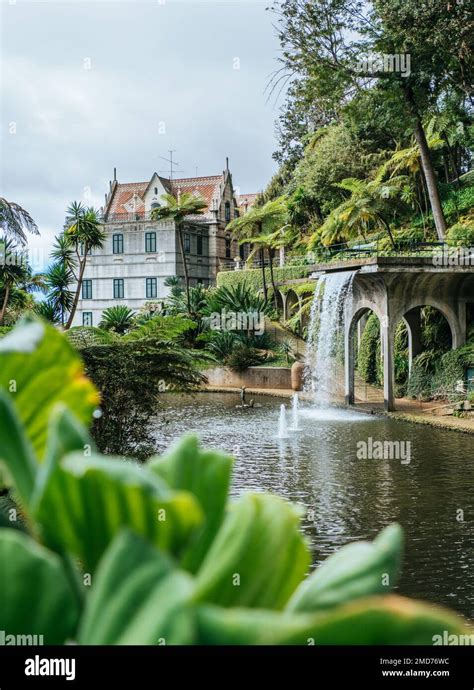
33, 451, 203, 571
148, 435, 233, 572
196, 596, 470, 645
193, 493, 310, 610
0, 528, 79, 644
0, 391, 37, 505
79, 531, 195, 644
287, 523, 404, 613
0, 316, 99, 461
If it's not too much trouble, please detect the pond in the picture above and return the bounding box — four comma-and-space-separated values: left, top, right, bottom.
154, 392, 474, 619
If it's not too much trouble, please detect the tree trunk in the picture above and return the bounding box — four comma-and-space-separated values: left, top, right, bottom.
260, 247, 268, 304
403, 89, 447, 240
267, 247, 279, 311
0, 281, 11, 325
177, 224, 191, 314
379, 216, 396, 249
65, 255, 87, 329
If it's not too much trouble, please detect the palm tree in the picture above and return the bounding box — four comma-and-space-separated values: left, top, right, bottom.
151, 193, 207, 314
227, 197, 288, 305
0, 198, 39, 245
45, 262, 74, 326
99, 305, 136, 334
0, 239, 30, 325
63, 202, 106, 329
311, 177, 408, 249
34, 300, 60, 324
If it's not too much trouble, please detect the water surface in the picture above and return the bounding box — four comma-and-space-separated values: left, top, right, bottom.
154, 392, 474, 619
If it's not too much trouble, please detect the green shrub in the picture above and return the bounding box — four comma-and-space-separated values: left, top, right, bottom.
0, 316, 470, 645
446, 217, 474, 247
357, 314, 381, 385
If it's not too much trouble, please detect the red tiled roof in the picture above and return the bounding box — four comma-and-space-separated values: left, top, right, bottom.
105, 174, 224, 219
237, 193, 258, 212
171, 175, 223, 216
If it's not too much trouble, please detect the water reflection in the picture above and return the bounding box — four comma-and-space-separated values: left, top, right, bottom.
154, 392, 474, 618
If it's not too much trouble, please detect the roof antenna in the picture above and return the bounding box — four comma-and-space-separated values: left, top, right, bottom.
159, 150, 183, 181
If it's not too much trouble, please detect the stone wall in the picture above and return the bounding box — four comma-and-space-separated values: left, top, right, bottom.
204, 366, 292, 390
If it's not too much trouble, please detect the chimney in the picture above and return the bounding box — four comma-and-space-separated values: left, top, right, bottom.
113, 167, 117, 182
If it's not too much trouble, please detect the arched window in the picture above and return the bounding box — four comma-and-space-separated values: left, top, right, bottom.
225, 201, 231, 222
151, 202, 160, 210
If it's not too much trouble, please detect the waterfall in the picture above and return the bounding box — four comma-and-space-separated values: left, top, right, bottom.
304, 271, 355, 406
277, 404, 288, 439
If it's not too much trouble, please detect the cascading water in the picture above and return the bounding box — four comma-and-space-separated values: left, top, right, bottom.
304, 271, 355, 406
277, 404, 288, 439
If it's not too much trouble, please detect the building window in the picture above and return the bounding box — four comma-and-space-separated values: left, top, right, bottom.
83, 312, 93, 326
225, 237, 231, 259
151, 202, 160, 210
239, 243, 245, 260
145, 231, 156, 253
197, 234, 203, 255
113, 233, 123, 254
146, 277, 157, 299
225, 201, 231, 222
82, 279, 92, 299
154, 187, 158, 194
184, 233, 191, 254
113, 278, 124, 299
234, 208, 239, 219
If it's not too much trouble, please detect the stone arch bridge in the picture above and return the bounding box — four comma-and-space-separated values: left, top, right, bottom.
274, 256, 474, 411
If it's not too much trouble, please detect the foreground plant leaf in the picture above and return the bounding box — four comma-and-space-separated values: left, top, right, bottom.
148, 435, 233, 572
287, 523, 404, 612
34, 452, 203, 571
79, 531, 195, 644
0, 316, 99, 461
196, 595, 471, 645
193, 493, 310, 610
0, 528, 79, 644
0, 391, 37, 506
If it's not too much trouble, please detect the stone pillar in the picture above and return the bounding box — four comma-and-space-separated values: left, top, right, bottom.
382, 315, 395, 411
403, 307, 423, 374
345, 314, 355, 405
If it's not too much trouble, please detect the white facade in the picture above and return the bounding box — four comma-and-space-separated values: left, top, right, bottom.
73, 167, 241, 327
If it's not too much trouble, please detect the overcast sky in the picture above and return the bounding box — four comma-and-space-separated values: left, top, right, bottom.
1, 0, 284, 269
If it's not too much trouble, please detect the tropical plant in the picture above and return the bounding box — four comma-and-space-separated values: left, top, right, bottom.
34, 300, 60, 324
63, 202, 106, 329
44, 261, 74, 326
80, 315, 205, 458
0, 239, 30, 325
227, 197, 288, 305
164, 275, 184, 297
99, 305, 136, 335
0, 198, 38, 246
0, 316, 470, 644
151, 193, 207, 314
311, 177, 408, 249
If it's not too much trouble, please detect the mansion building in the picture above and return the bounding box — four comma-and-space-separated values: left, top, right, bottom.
74, 161, 251, 327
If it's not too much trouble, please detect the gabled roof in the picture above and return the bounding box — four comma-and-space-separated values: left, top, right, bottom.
104, 172, 227, 221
